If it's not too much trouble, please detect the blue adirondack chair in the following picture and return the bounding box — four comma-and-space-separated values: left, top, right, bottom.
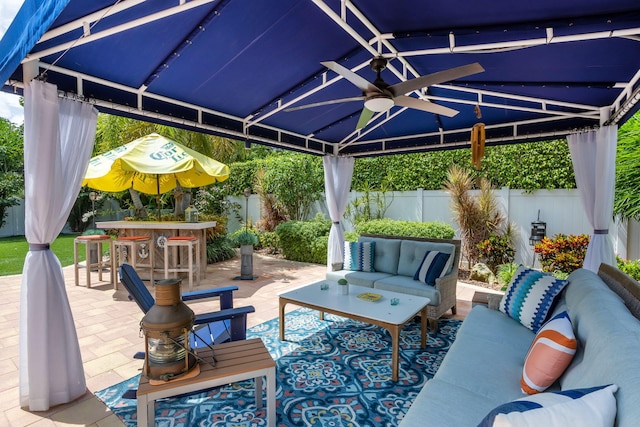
119, 263, 255, 349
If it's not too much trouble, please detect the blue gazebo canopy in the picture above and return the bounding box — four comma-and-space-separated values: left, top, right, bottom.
2, 0, 640, 156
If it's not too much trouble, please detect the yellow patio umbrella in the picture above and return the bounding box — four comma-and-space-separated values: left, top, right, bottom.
83, 133, 229, 218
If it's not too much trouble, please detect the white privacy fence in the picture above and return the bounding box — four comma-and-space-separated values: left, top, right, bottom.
229, 188, 639, 266
3, 188, 639, 264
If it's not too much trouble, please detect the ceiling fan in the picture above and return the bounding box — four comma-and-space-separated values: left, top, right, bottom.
286, 57, 484, 129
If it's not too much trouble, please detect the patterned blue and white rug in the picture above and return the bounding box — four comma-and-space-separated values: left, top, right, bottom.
95, 307, 460, 426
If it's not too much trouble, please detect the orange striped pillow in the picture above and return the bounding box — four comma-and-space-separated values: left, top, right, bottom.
521, 311, 577, 395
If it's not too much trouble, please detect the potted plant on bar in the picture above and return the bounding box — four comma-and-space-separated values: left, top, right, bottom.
337, 278, 349, 295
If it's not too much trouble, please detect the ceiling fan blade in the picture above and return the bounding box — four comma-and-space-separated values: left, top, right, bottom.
394, 95, 459, 118
321, 61, 381, 93
356, 108, 375, 129
389, 63, 485, 97
284, 96, 365, 112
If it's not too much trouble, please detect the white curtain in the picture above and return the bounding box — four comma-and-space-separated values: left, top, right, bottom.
567, 125, 617, 273
20, 80, 98, 410
323, 155, 355, 270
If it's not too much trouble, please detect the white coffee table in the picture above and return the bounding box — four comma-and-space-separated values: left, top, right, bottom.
278, 280, 430, 381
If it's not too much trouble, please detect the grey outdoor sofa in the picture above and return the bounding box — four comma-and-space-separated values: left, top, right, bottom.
326, 234, 461, 331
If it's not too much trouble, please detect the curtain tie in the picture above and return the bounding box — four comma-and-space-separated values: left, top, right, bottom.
29, 243, 50, 251
333, 222, 340, 225
593, 229, 609, 235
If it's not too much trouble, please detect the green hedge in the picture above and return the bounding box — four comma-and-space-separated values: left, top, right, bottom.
275, 217, 455, 264
275, 214, 331, 263
355, 219, 455, 239
224, 140, 576, 198
348, 140, 575, 192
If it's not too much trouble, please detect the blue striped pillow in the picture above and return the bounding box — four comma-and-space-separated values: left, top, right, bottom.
344, 241, 375, 272
478, 384, 618, 427
499, 265, 568, 332
414, 250, 450, 286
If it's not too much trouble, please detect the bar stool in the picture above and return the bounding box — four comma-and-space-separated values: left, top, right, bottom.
74, 234, 113, 288
164, 236, 200, 291
112, 235, 155, 287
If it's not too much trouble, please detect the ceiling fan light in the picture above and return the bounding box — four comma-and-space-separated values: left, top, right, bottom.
364, 96, 394, 112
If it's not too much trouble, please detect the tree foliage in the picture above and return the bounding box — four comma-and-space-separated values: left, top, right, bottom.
260, 153, 324, 221
0, 118, 24, 228
614, 115, 640, 221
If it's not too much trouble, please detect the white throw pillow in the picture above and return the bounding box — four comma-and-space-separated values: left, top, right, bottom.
478, 384, 618, 427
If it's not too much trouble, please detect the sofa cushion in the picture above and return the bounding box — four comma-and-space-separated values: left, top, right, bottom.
373, 275, 441, 305
413, 250, 450, 286
397, 240, 456, 277
343, 241, 375, 272
521, 311, 577, 394
325, 270, 389, 288
559, 268, 640, 427
436, 307, 536, 400
478, 384, 618, 427
358, 237, 401, 274
499, 265, 568, 332
400, 378, 501, 427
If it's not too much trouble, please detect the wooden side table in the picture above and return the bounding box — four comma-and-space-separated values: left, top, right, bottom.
136, 338, 276, 426
472, 290, 503, 310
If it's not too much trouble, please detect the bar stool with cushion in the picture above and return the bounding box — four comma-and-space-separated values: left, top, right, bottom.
74, 234, 114, 288
112, 235, 155, 287
164, 236, 200, 291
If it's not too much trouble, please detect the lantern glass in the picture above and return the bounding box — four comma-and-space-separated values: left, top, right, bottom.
148, 334, 187, 364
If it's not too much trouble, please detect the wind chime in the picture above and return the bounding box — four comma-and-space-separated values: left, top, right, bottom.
471, 104, 485, 170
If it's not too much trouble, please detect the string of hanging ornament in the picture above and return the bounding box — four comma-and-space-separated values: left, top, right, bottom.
471, 104, 485, 170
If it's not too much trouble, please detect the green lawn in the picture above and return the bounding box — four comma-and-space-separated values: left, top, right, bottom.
0, 234, 99, 276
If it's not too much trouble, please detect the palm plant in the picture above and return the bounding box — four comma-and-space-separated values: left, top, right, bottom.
444, 164, 508, 268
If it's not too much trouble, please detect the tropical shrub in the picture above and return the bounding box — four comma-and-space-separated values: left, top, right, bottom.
617, 256, 640, 281
444, 165, 507, 268
477, 234, 516, 275
257, 231, 280, 254
206, 236, 236, 264
533, 234, 590, 274
343, 183, 392, 228
344, 231, 359, 242
261, 154, 324, 220
355, 218, 454, 239
275, 214, 331, 263
254, 167, 289, 232
195, 186, 239, 218
496, 262, 519, 290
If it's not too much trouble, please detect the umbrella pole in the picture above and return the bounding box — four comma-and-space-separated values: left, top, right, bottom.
156, 175, 161, 221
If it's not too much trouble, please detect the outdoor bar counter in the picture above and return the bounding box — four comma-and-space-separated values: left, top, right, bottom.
96, 220, 216, 278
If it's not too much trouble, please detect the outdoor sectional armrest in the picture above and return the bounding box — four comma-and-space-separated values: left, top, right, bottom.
182, 285, 240, 309
433, 271, 458, 318
434, 272, 457, 294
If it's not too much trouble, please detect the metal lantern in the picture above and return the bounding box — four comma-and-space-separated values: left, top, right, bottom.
140, 278, 197, 381
529, 210, 546, 246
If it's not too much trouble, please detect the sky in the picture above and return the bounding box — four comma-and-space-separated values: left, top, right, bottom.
0, 0, 26, 125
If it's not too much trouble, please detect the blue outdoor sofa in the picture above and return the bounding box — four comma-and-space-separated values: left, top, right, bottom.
400, 263, 640, 427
